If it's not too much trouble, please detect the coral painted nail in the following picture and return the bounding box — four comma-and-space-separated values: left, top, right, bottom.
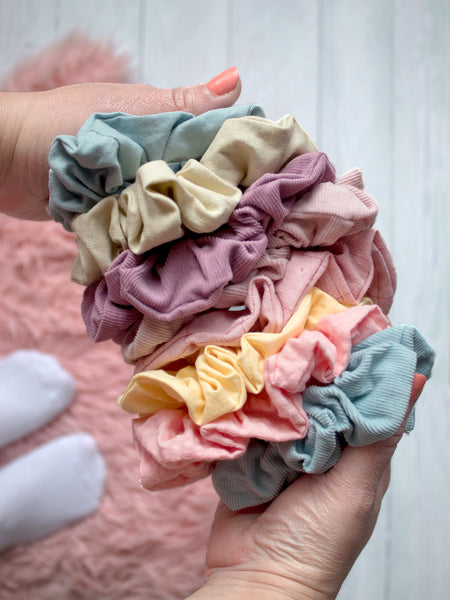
207, 67, 239, 96
410, 373, 427, 403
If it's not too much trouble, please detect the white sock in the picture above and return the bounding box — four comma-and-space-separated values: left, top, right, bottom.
0, 432, 106, 552
0, 350, 75, 448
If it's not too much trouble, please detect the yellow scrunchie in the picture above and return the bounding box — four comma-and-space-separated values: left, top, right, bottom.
118, 288, 348, 425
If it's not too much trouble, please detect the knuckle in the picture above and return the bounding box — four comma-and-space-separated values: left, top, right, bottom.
170, 86, 191, 112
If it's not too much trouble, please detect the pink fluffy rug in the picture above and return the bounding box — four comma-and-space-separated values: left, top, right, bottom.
0, 35, 217, 600
1, 32, 132, 91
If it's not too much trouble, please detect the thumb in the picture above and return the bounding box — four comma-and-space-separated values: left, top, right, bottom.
142, 66, 242, 116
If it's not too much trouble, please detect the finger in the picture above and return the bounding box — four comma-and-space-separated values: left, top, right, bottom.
377, 462, 391, 499
410, 373, 426, 405
329, 372, 428, 499
35, 67, 241, 142
135, 67, 242, 116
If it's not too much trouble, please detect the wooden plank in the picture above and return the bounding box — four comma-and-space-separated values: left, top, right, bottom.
0, 0, 60, 82
228, 0, 319, 138
387, 1, 450, 597
318, 2, 394, 598
138, 0, 228, 89
319, 0, 394, 241
55, 0, 142, 66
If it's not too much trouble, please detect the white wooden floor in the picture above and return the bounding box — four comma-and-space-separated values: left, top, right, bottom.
0, 1, 448, 598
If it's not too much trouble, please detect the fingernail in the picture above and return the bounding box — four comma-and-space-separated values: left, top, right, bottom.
410, 373, 427, 403
207, 67, 239, 96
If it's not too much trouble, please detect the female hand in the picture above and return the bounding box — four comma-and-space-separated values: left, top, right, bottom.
188, 374, 426, 600
0, 67, 241, 221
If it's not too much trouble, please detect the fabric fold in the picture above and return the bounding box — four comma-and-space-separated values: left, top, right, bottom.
133, 228, 396, 369
48, 104, 265, 230
81, 152, 336, 341
200, 114, 318, 187
212, 325, 435, 510
118, 288, 350, 424
71, 159, 243, 285
46, 102, 434, 511
130, 302, 390, 491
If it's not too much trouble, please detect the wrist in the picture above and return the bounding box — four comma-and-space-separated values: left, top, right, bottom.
0, 91, 51, 220
0, 92, 31, 214
185, 569, 337, 600
0, 93, 21, 192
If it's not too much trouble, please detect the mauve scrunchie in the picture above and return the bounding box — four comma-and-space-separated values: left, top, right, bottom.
81, 152, 335, 341
133, 230, 396, 370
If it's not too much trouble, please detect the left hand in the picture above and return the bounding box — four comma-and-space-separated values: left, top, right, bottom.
0, 70, 241, 220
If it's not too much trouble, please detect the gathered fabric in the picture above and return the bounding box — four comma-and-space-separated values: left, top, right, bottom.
212, 325, 436, 510
269, 167, 377, 249
131, 228, 395, 368
47, 105, 435, 508
67, 111, 321, 284
118, 288, 349, 424
80, 152, 336, 338
48, 104, 266, 230
80, 155, 394, 360
130, 302, 391, 491
118, 290, 390, 426
71, 159, 243, 286
200, 114, 318, 187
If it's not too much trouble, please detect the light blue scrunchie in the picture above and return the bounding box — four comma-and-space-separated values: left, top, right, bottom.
48, 104, 265, 231
212, 325, 435, 510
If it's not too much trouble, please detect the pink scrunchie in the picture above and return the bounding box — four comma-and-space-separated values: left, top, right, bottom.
132, 303, 389, 490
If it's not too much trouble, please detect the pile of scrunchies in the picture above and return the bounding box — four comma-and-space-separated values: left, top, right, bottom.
48, 104, 435, 510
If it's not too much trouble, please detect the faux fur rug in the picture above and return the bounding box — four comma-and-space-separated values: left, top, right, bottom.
1, 32, 132, 91
0, 35, 217, 600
